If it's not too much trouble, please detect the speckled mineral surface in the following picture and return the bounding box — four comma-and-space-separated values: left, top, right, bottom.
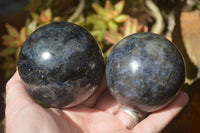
18, 22, 105, 108
106, 32, 185, 112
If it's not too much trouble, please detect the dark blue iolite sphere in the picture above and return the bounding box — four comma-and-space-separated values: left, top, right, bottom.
106, 32, 185, 112
18, 22, 105, 108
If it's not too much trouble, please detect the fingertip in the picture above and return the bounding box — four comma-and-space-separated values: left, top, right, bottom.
6, 70, 21, 91
6, 71, 34, 106
132, 91, 189, 133
156, 91, 189, 114
178, 91, 189, 107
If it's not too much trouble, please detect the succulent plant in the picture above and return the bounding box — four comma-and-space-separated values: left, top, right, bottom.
85, 0, 128, 43
105, 17, 148, 55
1, 8, 61, 78
0, 1, 149, 78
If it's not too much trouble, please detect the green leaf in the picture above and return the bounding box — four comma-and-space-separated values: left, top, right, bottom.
15, 47, 21, 60
0, 48, 16, 57
31, 12, 40, 22
5, 24, 19, 38
93, 20, 107, 30
92, 3, 106, 16
86, 15, 100, 24
25, 18, 31, 28
105, 31, 123, 45
105, 0, 114, 13
1, 35, 12, 41
40, 8, 52, 23
130, 19, 138, 34
86, 15, 107, 30
20, 27, 27, 43
108, 21, 118, 32
114, 0, 125, 14
90, 30, 105, 42
103, 53, 108, 63
2, 39, 21, 48
74, 14, 85, 26
26, 20, 37, 36
52, 17, 61, 22
124, 17, 132, 36
114, 14, 128, 23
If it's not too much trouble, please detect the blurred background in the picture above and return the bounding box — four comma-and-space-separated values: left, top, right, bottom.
0, 0, 200, 132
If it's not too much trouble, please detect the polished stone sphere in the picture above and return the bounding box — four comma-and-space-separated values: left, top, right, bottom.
106, 32, 185, 112
18, 22, 105, 108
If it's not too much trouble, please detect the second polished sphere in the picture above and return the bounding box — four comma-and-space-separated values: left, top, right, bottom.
18, 22, 105, 108
106, 32, 185, 112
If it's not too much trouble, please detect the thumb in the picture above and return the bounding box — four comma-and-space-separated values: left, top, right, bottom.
5, 71, 37, 131
6, 70, 34, 109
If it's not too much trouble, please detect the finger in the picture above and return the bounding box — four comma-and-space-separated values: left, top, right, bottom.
6, 71, 34, 109
115, 108, 138, 129
95, 90, 121, 114
132, 91, 189, 133
6, 71, 37, 130
81, 75, 107, 107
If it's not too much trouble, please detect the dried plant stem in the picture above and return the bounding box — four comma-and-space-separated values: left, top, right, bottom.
145, 0, 164, 34
165, 11, 175, 40
67, 0, 85, 22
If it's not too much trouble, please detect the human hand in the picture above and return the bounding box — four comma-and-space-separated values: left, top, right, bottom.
5, 71, 189, 133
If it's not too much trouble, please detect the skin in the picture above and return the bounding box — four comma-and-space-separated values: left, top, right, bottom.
5, 71, 189, 133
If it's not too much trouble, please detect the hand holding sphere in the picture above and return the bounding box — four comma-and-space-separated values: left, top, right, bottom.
17, 22, 186, 129
106, 32, 185, 122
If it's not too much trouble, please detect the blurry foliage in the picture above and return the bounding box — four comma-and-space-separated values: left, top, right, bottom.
0, 0, 148, 78
75, 0, 148, 51
85, 0, 129, 43
105, 16, 148, 45
197, 4, 200, 9
104, 16, 148, 56
1, 8, 61, 78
